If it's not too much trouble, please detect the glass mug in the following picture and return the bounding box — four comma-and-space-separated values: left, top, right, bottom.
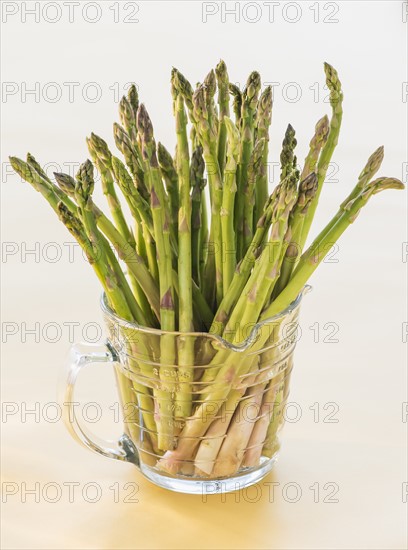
61, 286, 310, 494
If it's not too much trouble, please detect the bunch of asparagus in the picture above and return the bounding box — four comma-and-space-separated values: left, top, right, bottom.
10, 61, 403, 477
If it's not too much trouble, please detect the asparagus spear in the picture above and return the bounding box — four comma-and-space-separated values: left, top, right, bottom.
280, 123, 297, 180
157, 142, 179, 243
171, 68, 195, 124
253, 86, 273, 225
113, 122, 148, 200
87, 134, 135, 247
220, 117, 239, 294
243, 137, 267, 251
192, 83, 224, 307
299, 62, 343, 248
172, 73, 194, 418
119, 95, 137, 143
190, 146, 205, 287
229, 83, 242, 127
300, 115, 330, 181
215, 60, 230, 177
199, 182, 209, 287
137, 104, 176, 449
110, 155, 154, 237
235, 71, 261, 260
273, 172, 318, 295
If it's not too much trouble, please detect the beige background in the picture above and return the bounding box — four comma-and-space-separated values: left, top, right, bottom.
1, 1, 407, 549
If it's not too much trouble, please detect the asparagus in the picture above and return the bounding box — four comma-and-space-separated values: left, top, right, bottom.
280, 124, 297, 179
137, 104, 177, 450
199, 182, 209, 287
192, 83, 224, 307
190, 146, 205, 287
127, 84, 139, 117
235, 71, 261, 260
243, 137, 267, 251
157, 142, 179, 243
171, 68, 195, 124
300, 62, 343, 248
113, 122, 147, 200
215, 60, 230, 177
253, 86, 273, 225
273, 172, 318, 295
172, 73, 194, 418
87, 133, 134, 246
11, 62, 405, 480
119, 95, 138, 143
229, 83, 242, 127
220, 117, 239, 294
300, 115, 330, 181
110, 155, 154, 237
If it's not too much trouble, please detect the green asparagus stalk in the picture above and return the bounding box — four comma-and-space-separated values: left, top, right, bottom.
110, 155, 154, 236
300, 115, 330, 181
190, 146, 205, 287
273, 172, 318, 295
127, 84, 139, 118
243, 137, 267, 251
26, 153, 52, 183
221, 117, 239, 294
253, 86, 273, 225
235, 71, 261, 260
171, 68, 196, 124
102, 126, 161, 281
172, 74, 194, 418
299, 62, 343, 249
119, 95, 138, 143
199, 185, 209, 286
157, 142, 179, 244
87, 133, 134, 247
280, 124, 297, 180
137, 103, 176, 449
215, 60, 230, 177
193, 83, 224, 307
87, 134, 152, 312
113, 122, 148, 200
229, 83, 242, 127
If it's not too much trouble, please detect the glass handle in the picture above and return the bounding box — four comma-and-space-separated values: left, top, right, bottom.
59, 342, 139, 466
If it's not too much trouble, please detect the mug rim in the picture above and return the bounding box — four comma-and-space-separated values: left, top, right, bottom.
100, 285, 311, 352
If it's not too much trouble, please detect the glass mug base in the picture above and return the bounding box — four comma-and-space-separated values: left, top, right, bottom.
139, 454, 278, 494
60, 288, 310, 494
